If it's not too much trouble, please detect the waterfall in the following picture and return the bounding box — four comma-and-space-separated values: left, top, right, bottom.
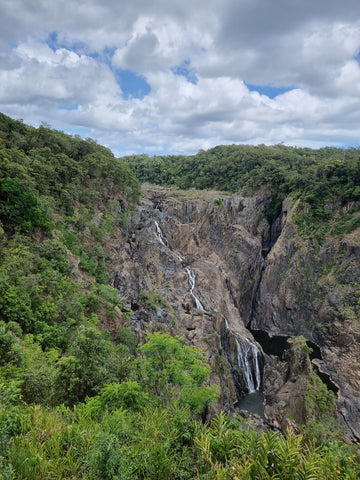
154, 220, 205, 312
186, 268, 205, 311
234, 335, 262, 392
155, 221, 167, 247
222, 320, 263, 395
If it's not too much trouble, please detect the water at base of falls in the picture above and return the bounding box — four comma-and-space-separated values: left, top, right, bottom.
236, 391, 265, 418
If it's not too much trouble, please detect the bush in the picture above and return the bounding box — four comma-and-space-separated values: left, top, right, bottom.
116, 327, 138, 355
98, 382, 150, 412
140, 332, 218, 413
140, 291, 166, 310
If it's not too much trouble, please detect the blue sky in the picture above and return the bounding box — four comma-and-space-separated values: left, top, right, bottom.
245, 84, 295, 99
114, 70, 151, 100
1, 0, 360, 156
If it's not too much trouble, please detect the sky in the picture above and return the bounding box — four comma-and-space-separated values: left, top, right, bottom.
1, 0, 360, 156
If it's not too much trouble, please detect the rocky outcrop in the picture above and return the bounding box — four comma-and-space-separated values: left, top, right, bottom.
112, 187, 268, 413
252, 199, 360, 442
109, 186, 360, 441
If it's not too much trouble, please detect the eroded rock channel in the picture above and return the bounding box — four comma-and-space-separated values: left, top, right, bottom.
111, 186, 360, 441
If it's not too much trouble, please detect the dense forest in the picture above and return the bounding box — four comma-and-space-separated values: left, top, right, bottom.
125, 144, 360, 201
0, 113, 359, 479
125, 145, 360, 240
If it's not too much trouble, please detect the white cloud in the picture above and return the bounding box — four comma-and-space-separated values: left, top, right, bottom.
1, 0, 360, 154
0, 40, 121, 107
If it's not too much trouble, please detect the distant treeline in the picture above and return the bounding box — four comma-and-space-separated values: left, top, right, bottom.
125, 143, 360, 203
125, 144, 360, 236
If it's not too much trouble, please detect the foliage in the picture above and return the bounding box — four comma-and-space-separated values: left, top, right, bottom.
0, 113, 142, 411
125, 144, 360, 234
97, 381, 150, 412
116, 327, 138, 355
289, 335, 313, 357
20, 334, 59, 405
305, 373, 336, 419
0, 113, 359, 479
54, 325, 136, 405
3, 400, 359, 480
0, 322, 22, 367
140, 332, 218, 413
140, 290, 167, 309
0, 178, 51, 233
301, 373, 346, 446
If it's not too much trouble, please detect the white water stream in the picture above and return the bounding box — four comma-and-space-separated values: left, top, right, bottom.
224, 319, 262, 393
155, 221, 167, 247
234, 335, 262, 392
186, 268, 205, 312
154, 221, 205, 311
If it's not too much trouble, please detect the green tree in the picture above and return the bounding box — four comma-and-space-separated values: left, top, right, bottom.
54, 325, 135, 405
140, 332, 218, 413
116, 327, 138, 355
0, 322, 22, 367
0, 177, 50, 232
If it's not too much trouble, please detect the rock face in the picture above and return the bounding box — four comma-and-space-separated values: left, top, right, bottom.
113, 187, 267, 413
252, 198, 360, 442
110, 186, 360, 441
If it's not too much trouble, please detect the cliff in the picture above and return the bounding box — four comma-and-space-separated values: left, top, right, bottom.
110, 185, 360, 441
252, 197, 360, 441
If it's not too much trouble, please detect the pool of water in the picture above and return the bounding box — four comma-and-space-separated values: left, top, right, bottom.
236, 391, 265, 418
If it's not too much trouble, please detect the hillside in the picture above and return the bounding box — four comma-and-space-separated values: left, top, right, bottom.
125, 144, 360, 233
0, 113, 359, 479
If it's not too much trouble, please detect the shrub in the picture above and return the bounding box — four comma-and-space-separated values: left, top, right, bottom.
116, 327, 138, 355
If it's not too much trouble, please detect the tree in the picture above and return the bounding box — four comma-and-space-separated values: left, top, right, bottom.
0, 177, 50, 232
140, 332, 218, 413
0, 322, 22, 367
54, 325, 135, 405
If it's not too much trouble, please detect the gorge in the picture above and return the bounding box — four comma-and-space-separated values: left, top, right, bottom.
112, 185, 360, 442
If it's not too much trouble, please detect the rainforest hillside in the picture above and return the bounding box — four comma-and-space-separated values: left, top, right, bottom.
125, 144, 360, 199
125, 145, 360, 231
0, 113, 359, 479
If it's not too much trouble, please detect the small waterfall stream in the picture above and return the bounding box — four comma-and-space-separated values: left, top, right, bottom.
155, 220, 167, 247
154, 221, 205, 311
186, 268, 205, 312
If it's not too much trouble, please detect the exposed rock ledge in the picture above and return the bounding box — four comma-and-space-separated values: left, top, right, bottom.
108, 186, 360, 441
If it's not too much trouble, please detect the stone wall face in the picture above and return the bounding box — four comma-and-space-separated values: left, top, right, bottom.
109, 186, 360, 441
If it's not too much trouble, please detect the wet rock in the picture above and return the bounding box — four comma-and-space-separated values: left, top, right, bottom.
103, 186, 360, 440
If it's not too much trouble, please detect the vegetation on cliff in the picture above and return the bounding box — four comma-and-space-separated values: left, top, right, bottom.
0, 113, 359, 479
125, 144, 360, 234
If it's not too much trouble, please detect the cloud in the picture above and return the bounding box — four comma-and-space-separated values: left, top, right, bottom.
0, 0, 360, 154
0, 40, 120, 105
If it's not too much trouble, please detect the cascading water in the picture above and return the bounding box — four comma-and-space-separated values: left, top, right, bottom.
222, 319, 263, 395
155, 221, 167, 247
234, 336, 262, 392
186, 268, 205, 311
154, 221, 205, 311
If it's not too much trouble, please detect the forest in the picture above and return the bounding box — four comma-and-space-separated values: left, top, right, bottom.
0, 112, 359, 479
125, 144, 360, 239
